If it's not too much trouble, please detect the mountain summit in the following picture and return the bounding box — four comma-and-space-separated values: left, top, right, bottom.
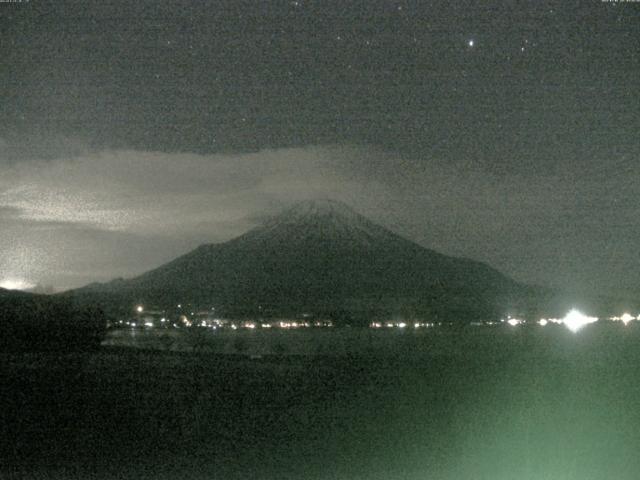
236, 199, 405, 249
72, 200, 528, 322
276, 198, 361, 218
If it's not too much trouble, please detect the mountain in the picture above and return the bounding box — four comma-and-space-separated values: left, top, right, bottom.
69, 199, 536, 323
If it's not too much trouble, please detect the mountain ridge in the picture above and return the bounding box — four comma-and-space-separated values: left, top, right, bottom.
69, 199, 531, 322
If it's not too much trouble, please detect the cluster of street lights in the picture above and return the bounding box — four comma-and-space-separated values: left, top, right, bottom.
505, 309, 639, 333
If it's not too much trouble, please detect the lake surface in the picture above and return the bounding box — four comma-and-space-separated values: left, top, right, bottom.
3, 323, 639, 479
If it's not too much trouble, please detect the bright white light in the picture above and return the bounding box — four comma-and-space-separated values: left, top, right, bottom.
620, 313, 634, 325
538, 319, 548, 327
136, 305, 144, 313
144, 321, 153, 327
468, 39, 474, 47
0, 279, 35, 291
398, 322, 406, 328
562, 309, 598, 333
507, 318, 521, 327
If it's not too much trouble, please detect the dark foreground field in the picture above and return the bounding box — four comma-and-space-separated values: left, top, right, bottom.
2, 324, 640, 480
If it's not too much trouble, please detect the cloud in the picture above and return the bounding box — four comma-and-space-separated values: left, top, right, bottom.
0, 145, 389, 289
0, 143, 638, 294
0, 145, 395, 236
0, 133, 92, 164
0, 205, 24, 220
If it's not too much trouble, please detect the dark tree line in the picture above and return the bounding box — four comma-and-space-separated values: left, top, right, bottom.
0, 293, 107, 352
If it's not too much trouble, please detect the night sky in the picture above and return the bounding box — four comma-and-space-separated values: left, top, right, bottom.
0, 0, 638, 294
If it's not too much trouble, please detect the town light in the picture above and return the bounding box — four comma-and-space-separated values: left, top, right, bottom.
620, 313, 634, 325
562, 309, 597, 333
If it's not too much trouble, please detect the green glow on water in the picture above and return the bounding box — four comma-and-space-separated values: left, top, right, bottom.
5, 324, 640, 479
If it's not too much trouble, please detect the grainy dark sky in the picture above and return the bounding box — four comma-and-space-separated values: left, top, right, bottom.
0, 0, 638, 294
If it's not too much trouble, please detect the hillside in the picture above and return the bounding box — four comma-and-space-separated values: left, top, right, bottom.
69, 200, 535, 322
0, 288, 106, 351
